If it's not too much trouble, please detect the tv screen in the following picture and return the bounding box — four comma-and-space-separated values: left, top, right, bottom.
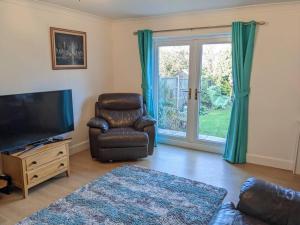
0, 90, 74, 153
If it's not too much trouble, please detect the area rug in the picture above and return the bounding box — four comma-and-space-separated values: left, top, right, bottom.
17, 165, 227, 225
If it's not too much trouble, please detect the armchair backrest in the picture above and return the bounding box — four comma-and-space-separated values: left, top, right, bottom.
237, 177, 300, 225
95, 93, 144, 128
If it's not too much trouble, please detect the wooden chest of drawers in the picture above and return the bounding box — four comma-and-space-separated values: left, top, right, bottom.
1, 140, 70, 198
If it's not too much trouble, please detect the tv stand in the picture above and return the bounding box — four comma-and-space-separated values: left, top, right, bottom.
1, 140, 71, 198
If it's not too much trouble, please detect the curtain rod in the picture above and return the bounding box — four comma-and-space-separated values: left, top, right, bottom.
133, 21, 266, 35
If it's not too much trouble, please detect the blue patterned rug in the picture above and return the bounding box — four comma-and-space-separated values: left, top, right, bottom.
18, 165, 227, 225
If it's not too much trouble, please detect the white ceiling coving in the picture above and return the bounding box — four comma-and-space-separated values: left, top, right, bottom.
39, 0, 298, 19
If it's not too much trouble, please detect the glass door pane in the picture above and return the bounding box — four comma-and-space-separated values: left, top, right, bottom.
157, 45, 190, 137
198, 43, 233, 142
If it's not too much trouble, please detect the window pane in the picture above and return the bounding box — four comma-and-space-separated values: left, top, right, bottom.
158, 45, 190, 137
199, 43, 232, 140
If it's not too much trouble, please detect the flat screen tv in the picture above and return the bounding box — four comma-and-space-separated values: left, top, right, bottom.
0, 90, 74, 153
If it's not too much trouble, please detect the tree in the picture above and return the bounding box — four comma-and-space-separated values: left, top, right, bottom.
200, 44, 232, 112
202, 44, 232, 88
159, 46, 189, 77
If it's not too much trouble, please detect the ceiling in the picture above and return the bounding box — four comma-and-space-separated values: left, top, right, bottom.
39, 0, 298, 19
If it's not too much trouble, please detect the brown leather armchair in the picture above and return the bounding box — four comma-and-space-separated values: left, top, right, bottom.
210, 177, 300, 225
87, 93, 156, 162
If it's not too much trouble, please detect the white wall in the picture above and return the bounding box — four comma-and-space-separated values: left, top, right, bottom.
111, 3, 300, 170
0, 0, 113, 169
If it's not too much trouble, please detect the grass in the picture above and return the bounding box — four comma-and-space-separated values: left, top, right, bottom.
199, 108, 231, 138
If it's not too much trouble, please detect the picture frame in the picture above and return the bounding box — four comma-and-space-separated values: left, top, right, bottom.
50, 27, 87, 70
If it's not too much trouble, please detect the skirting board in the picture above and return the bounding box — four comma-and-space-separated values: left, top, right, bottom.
247, 153, 293, 171
69, 140, 89, 155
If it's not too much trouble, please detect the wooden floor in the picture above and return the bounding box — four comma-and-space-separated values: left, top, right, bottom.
1, 144, 300, 225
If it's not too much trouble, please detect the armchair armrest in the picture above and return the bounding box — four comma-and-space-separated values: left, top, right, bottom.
134, 115, 156, 131
87, 117, 109, 133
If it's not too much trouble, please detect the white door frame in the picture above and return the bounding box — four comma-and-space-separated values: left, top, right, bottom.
153, 33, 231, 154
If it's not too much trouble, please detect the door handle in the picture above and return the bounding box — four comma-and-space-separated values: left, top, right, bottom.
195, 89, 201, 100
181, 88, 192, 100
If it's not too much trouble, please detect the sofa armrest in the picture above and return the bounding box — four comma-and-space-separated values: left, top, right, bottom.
87, 117, 109, 133
209, 202, 237, 225
237, 177, 300, 225
134, 115, 156, 131
209, 202, 268, 225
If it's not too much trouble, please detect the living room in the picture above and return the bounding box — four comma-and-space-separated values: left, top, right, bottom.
0, 0, 300, 224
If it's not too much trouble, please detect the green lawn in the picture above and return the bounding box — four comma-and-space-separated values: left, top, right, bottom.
199, 108, 231, 138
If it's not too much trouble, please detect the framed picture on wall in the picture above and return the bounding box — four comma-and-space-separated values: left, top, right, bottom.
50, 27, 87, 70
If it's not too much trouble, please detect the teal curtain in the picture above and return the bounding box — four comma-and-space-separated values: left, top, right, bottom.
137, 30, 154, 117
224, 21, 256, 164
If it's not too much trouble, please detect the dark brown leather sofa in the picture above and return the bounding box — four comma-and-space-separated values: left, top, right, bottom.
87, 93, 156, 162
210, 177, 300, 225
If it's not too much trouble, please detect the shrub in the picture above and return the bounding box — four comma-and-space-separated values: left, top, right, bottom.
158, 105, 187, 131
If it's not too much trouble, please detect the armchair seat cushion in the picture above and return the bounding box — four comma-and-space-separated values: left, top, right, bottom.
98, 128, 149, 148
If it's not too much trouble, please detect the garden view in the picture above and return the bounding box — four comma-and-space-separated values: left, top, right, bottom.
158, 43, 232, 139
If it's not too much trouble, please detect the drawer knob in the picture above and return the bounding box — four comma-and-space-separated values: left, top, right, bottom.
32, 175, 39, 179
58, 151, 64, 155
31, 161, 37, 165
60, 163, 65, 167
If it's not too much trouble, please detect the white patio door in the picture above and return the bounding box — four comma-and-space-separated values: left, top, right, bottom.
154, 35, 232, 153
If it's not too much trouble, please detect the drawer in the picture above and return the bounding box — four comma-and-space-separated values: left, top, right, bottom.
27, 158, 68, 186
25, 145, 67, 171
